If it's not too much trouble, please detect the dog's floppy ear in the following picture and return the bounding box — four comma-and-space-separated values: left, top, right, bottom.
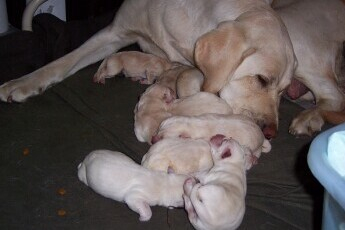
194, 21, 253, 94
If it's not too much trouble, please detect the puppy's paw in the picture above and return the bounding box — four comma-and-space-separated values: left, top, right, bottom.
289, 109, 324, 136
183, 194, 197, 220
183, 177, 197, 195
126, 199, 152, 221
139, 212, 152, 222
93, 72, 106, 84
138, 202, 152, 221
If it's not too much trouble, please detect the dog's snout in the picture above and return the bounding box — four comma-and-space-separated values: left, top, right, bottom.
262, 123, 277, 139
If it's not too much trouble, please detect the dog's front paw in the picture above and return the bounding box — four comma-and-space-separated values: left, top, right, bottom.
0, 76, 43, 102
289, 109, 324, 136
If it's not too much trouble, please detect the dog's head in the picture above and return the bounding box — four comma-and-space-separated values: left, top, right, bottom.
195, 9, 296, 138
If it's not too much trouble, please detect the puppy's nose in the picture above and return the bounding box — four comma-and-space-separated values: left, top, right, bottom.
151, 135, 162, 144
262, 123, 277, 139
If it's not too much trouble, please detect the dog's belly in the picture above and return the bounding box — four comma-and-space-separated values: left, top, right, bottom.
286, 78, 309, 100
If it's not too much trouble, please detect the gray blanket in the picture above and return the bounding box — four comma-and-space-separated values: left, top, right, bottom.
0, 62, 326, 229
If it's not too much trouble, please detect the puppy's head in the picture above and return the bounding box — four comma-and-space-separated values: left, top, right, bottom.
195, 8, 296, 138
143, 84, 176, 104
209, 135, 249, 165
183, 177, 245, 230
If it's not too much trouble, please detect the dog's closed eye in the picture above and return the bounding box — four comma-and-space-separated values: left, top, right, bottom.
256, 74, 269, 87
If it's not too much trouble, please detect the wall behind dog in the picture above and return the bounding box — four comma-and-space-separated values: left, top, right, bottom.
6, 0, 125, 29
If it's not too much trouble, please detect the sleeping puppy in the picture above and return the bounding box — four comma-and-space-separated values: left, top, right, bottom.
93, 51, 174, 84
183, 135, 248, 230
170, 92, 232, 117
77, 150, 187, 221
152, 114, 271, 161
134, 83, 175, 143
141, 138, 213, 174
156, 65, 205, 99
135, 90, 232, 144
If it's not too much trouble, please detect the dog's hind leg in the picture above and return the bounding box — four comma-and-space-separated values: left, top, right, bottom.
0, 25, 135, 102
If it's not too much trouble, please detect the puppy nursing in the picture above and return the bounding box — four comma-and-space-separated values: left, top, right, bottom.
153, 114, 271, 161
134, 84, 175, 143
142, 138, 213, 174
183, 135, 248, 230
93, 51, 174, 84
78, 150, 187, 221
134, 87, 232, 144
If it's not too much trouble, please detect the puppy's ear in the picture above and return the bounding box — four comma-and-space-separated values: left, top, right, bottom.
167, 166, 174, 174
163, 87, 176, 103
194, 21, 253, 94
210, 134, 226, 147
221, 148, 232, 159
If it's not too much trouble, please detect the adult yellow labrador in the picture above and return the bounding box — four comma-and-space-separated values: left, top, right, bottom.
273, 0, 345, 136
0, 0, 295, 138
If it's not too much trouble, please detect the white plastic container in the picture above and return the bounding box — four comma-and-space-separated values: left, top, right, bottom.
308, 123, 345, 230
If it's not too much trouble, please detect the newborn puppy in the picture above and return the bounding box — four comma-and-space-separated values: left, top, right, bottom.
155, 65, 190, 92
134, 83, 175, 143
93, 51, 173, 84
156, 65, 204, 98
175, 67, 204, 98
78, 150, 187, 221
152, 114, 271, 164
141, 138, 213, 175
183, 136, 248, 230
135, 90, 232, 144
170, 92, 232, 116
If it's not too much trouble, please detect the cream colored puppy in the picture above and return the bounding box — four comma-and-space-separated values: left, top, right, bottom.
156, 65, 204, 98
77, 150, 187, 221
170, 92, 232, 117
93, 51, 173, 84
152, 114, 271, 161
141, 138, 213, 174
135, 90, 232, 144
134, 83, 175, 144
183, 135, 248, 230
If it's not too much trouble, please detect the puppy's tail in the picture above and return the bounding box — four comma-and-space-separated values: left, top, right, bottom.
77, 162, 88, 186
321, 110, 345, 125
262, 139, 272, 153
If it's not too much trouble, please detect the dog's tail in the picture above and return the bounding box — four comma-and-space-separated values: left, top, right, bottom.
77, 162, 88, 186
321, 110, 345, 124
